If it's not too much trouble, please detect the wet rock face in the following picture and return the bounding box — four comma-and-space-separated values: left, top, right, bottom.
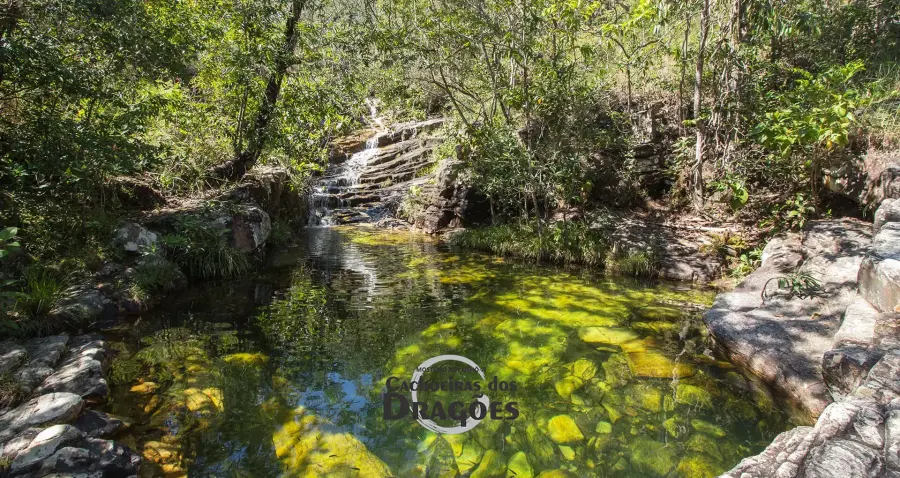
0, 335, 141, 476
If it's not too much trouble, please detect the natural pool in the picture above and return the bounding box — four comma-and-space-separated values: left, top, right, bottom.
101, 226, 789, 477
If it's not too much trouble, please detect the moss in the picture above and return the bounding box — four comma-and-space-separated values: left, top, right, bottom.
506, 451, 534, 478
675, 454, 721, 478
471, 449, 505, 478
624, 383, 665, 412
685, 434, 723, 462
629, 438, 677, 476
691, 419, 727, 437
578, 326, 640, 346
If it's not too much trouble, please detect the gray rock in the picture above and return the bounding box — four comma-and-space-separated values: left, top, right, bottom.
859, 223, 900, 314
875, 199, 900, 235
823, 346, 882, 401
875, 313, 900, 350
834, 296, 879, 347
0, 393, 83, 443
886, 409, 900, 471
854, 353, 900, 405
33, 347, 109, 404
113, 222, 158, 253
48, 286, 111, 325
224, 204, 271, 253
704, 219, 872, 421
10, 424, 84, 474
1, 428, 41, 460
37, 446, 92, 475
802, 439, 882, 477
83, 437, 141, 476
13, 335, 69, 394
721, 426, 813, 477
73, 410, 128, 438
0, 341, 27, 375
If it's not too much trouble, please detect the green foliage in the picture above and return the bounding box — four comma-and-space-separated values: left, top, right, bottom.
267, 221, 294, 248
701, 233, 748, 260
162, 219, 250, 280
731, 246, 764, 281
762, 193, 819, 231
604, 246, 658, 278
451, 221, 608, 266
15, 268, 65, 321
762, 271, 824, 301
0, 374, 25, 410
0, 228, 21, 260
129, 256, 182, 302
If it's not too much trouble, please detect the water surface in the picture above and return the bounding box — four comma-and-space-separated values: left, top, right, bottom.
103, 226, 788, 477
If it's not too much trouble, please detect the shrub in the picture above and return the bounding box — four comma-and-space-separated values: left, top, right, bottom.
129, 256, 183, 302
450, 221, 608, 266
163, 226, 250, 280
604, 248, 658, 278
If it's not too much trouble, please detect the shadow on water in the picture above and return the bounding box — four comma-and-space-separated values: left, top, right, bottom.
102, 226, 790, 477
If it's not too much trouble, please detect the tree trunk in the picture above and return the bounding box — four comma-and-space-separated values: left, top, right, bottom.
690, 0, 711, 209
208, 0, 306, 181
678, 18, 691, 135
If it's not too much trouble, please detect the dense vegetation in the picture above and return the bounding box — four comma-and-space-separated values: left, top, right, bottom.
0, 0, 898, 334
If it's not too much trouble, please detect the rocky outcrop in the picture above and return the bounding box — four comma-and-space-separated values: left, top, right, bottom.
720, 199, 900, 478
309, 118, 455, 226
825, 149, 899, 209
143, 200, 271, 254
408, 159, 488, 234
704, 219, 872, 421
0, 334, 140, 476
224, 165, 307, 219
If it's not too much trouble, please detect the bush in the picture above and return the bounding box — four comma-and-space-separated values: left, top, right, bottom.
162, 219, 251, 280
451, 221, 609, 266
604, 248, 658, 278
129, 256, 183, 302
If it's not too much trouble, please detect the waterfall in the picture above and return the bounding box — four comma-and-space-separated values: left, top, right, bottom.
307, 99, 385, 226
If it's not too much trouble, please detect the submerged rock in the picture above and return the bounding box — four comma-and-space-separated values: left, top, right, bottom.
625, 350, 693, 379
629, 438, 676, 476
506, 451, 533, 478
471, 449, 505, 478
546, 415, 584, 444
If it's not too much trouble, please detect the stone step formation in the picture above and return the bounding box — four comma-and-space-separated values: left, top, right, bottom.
0, 334, 141, 477
309, 118, 445, 226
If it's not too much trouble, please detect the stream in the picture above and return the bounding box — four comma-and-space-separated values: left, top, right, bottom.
101, 226, 789, 477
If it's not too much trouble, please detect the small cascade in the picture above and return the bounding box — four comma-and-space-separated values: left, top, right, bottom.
308, 99, 386, 226
306, 106, 446, 226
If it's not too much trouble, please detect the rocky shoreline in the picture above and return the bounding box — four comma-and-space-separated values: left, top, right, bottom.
706, 198, 900, 477
0, 334, 140, 476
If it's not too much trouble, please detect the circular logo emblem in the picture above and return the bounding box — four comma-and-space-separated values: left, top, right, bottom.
409, 354, 490, 434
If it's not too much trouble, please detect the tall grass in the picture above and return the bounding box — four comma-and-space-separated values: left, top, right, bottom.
451, 221, 609, 266
162, 220, 251, 279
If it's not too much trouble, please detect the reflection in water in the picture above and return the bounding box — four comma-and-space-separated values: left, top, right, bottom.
103, 227, 788, 477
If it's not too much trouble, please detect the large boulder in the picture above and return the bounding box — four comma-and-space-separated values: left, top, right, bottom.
0, 393, 84, 443
703, 219, 872, 421
859, 223, 900, 313
224, 165, 307, 219
143, 199, 272, 253
33, 335, 110, 405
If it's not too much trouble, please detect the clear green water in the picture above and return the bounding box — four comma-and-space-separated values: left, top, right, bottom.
102, 226, 788, 477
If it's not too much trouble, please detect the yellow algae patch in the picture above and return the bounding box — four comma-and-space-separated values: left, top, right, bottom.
273, 408, 391, 477
223, 352, 268, 366
578, 327, 640, 345
546, 415, 584, 444
625, 351, 694, 378
130, 381, 159, 394
183, 387, 224, 412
